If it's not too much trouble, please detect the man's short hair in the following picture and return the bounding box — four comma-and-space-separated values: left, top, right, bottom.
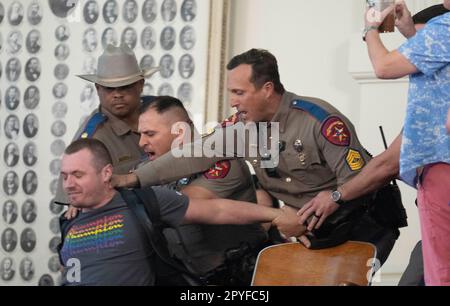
65, 138, 112, 171
413, 4, 449, 24
226, 48, 285, 95
139, 96, 193, 126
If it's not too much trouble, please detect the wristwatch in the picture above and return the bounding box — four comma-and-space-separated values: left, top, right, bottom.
362, 26, 379, 41
331, 190, 345, 205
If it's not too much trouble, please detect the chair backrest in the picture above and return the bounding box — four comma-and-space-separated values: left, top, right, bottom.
251, 241, 377, 286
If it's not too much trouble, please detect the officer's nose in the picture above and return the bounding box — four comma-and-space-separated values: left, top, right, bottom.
229, 97, 239, 109
138, 135, 147, 149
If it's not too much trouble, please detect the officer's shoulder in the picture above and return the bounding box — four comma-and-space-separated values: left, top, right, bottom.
78, 111, 108, 139
290, 96, 338, 123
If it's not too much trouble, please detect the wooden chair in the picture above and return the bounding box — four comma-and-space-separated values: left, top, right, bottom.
251, 241, 377, 286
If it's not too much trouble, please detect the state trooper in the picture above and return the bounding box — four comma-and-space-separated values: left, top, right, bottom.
113, 49, 401, 265
137, 96, 269, 285
54, 43, 159, 206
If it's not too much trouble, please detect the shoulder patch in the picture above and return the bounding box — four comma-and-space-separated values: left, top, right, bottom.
291, 100, 330, 122
220, 113, 240, 128
346, 149, 365, 171
321, 116, 351, 147
203, 160, 231, 180
79, 112, 107, 139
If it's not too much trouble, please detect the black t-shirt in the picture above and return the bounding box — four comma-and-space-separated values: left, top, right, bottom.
60, 187, 188, 286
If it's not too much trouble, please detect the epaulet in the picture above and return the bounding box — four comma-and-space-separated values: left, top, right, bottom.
140, 95, 158, 104
220, 113, 240, 128
79, 112, 107, 139
291, 99, 330, 123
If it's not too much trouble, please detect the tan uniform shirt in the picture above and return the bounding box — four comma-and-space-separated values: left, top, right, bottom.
135, 91, 371, 209
164, 158, 267, 275
54, 107, 145, 204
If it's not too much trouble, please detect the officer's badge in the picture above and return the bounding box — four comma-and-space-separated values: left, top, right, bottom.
321, 116, 351, 147
346, 149, 365, 171
220, 113, 240, 128
203, 160, 231, 180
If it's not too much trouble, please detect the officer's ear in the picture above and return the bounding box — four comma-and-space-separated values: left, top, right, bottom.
262, 82, 275, 99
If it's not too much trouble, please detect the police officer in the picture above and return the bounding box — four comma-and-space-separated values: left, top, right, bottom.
54, 43, 158, 206
114, 49, 399, 265
138, 96, 268, 285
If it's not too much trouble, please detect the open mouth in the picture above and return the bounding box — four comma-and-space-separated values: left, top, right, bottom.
146, 151, 156, 161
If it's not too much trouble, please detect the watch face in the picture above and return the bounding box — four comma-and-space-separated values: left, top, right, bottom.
332, 191, 341, 202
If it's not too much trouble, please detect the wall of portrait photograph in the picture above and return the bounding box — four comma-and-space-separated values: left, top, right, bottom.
0, 0, 219, 286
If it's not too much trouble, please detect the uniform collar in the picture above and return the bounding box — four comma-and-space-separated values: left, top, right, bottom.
270, 91, 296, 133
99, 106, 134, 136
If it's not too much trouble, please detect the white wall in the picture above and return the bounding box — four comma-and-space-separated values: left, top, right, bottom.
228, 0, 441, 284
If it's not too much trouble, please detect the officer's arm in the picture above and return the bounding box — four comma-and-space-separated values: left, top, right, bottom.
181, 185, 218, 200
338, 133, 401, 201
182, 197, 285, 225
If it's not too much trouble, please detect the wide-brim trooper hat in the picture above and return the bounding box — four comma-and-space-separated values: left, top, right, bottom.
77, 43, 159, 88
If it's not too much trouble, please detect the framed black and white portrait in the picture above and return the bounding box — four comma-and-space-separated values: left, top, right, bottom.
39, 274, 54, 286
161, 0, 177, 22
26, 29, 41, 54
160, 26, 176, 51
101, 27, 118, 49
23, 113, 39, 139
49, 199, 64, 215
24, 85, 40, 109
178, 54, 195, 79
23, 142, 38, 167
49, 217, 60, 234
4, 114, 20, 140
49, 178, 59, 196
140, 54, 155, 70
0, 257, 15, 282
181, 0, 197, 22
82, 28, 98, 53
48, 256, 61, 273
142, 0, 157, 23
0, 3, 4, 24
21, 199, 37, 224
55, 43, 70, 61
49, 237, 61, 253
180, 26, 196, 50
51, 120, 67, 138
158, 83, 174, 96
2, 199, 18, 225
54, 63, 70, 81
159, 54, 175, 79
48, 0, 77, 18
6, 30, 22, 54
49, 159, 61, 176
82, 55, 97, 74
27, 1, 42, 26
7, 1, 24, 26
142, 82, 155, 96
20, 228, 37, 252
83, 0, 99, 24
3, 171, 19, 196
141, 26, 156, 50
80, 84, 98, 114
6, 57, 21, 82
55, 24, 70, 42
103, 0, 118, 24
52, 101, 68, 119
121, 27, 137, 50
1, 228, 17, 253
19, 257, 34, 281
178, 82, 193, 104
22, 170, 38, 195
53, 82, 68, 99
5, 85, 20, 111
51, 139, 66, 157
4, 143, 20, 168
123, 0, 138, 23
25, 57, 41, 82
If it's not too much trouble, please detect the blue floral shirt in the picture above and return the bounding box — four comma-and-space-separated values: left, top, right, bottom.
397, 12, 450, 187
